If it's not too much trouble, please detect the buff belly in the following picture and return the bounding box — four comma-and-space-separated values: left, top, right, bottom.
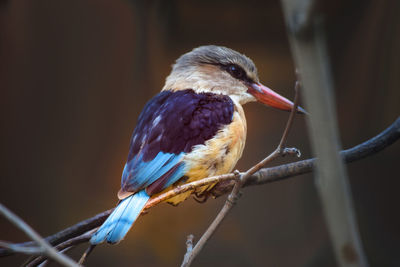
156, 105, 247, 205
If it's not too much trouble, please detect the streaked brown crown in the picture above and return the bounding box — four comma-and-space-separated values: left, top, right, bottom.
172, 45, 259, 83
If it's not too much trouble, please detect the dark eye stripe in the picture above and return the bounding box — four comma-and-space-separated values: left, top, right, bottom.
222, 64, 253, 84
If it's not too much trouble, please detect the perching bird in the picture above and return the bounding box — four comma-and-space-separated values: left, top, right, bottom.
90, 45, 304, 244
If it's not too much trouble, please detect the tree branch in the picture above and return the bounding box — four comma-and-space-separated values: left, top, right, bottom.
1, 117, 399, 262
0, 204, 79, 267
0, 241, 43, 256
24, 231, 94, 267
182, 234, 194, 265
216, 115, 400, 195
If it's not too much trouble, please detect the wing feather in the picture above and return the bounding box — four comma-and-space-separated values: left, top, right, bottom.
119, 89, 234, 197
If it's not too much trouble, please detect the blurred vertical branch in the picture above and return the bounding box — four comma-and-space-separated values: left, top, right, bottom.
281, 1, 368, 266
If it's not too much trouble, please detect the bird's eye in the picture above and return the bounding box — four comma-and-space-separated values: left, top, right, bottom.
227, 64, 246, 80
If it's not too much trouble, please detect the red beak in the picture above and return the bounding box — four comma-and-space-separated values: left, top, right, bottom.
248, 83, 306, 114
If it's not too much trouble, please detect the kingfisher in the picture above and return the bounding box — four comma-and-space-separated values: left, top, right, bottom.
90, 45, 304, 244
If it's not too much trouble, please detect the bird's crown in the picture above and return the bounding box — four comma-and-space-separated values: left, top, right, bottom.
173, 45, 258, 80
163, 45, 260, 104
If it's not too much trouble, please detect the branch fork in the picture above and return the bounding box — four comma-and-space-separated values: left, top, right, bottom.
181, 80, 302, 267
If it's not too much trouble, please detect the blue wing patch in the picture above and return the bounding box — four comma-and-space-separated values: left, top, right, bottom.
120, 152, 186, 196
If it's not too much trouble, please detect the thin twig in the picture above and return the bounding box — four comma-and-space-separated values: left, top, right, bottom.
241, 80, 301, 184
24, 231, 94, 267
278, 80, 300, 149
181, 81, 301, 267
181, 172, 242, 267
78, 244, 96, 266
26, 247, 73, 267
0, 204, 79, 267
181, 235, 194, 265
0, 241, 43, 255
0, 209, 114, 259
0, 117, 398, 261
146, 173, 237, 209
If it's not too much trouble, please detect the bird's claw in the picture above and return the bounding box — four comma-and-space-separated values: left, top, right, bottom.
193, 192, 210, 203
283, 147, 301, 157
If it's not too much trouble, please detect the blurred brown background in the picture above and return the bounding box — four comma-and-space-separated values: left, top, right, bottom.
1, 0, 399, 266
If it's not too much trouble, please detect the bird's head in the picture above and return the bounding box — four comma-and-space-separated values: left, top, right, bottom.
163, 45, 304, 113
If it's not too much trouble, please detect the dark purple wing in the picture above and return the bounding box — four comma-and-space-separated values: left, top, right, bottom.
120, 89, 234, 195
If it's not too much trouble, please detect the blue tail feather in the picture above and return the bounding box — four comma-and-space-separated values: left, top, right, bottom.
90, 190, 150, 244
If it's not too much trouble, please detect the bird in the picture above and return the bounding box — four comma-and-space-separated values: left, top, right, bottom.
90, 45, 304, 245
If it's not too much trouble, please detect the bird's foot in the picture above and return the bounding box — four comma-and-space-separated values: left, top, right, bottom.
282, 147, 301, 157
193, 192, 210, 203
